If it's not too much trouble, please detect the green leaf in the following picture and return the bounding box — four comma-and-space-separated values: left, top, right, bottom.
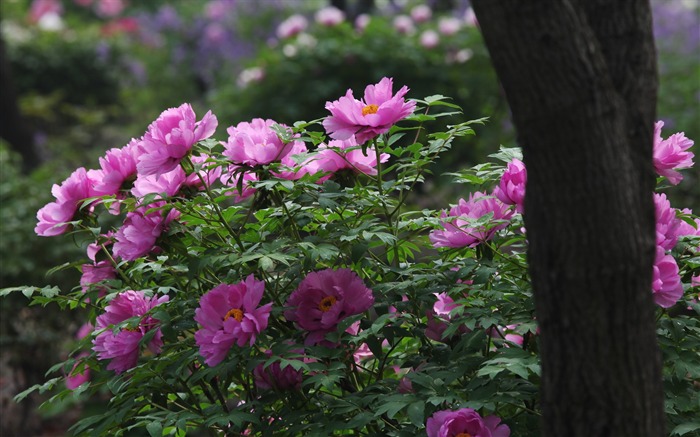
671, 422, 700, 436
407, 401, 425, 426
146, 421, 163, 437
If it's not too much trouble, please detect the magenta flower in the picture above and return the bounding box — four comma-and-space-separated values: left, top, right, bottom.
184, 154, 223, 189
35, 167, 98, 237
285, 269, 374, 344
652, 247, 683, 308
273, 141, 313, 181
323, 77, 416, 144
253, 351, 304, 391
430, 192, 514, 248
132, 166, 186, 200
137, 103, 218, 176
92, 290, 169, 374
112, 204, 180, 261
494, 158, 527, 212
194, 275, 272, 366
654, 193, 683, 251
425, 292, 469, 342
222, 118, 296, 166
313, 136, 390, 176
426, 408, 510, 437
653, 121, 694, 185
93, 139, 141, 198
80, 260, 116, 296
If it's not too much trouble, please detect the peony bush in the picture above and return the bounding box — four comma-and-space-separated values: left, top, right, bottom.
4, 77, 699, 436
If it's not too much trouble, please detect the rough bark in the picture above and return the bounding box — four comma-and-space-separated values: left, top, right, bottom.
470, 1, 664, 436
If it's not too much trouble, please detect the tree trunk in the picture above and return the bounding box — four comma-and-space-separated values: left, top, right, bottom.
471, 1, 664, 436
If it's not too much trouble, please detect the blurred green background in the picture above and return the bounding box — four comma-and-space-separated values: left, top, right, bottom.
0, 0, 697, 434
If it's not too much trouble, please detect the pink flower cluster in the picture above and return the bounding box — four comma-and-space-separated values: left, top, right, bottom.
653, 121, 694, 185
426, 408, 510, 437
494, 158, 527, 212
92, 290, 169, 374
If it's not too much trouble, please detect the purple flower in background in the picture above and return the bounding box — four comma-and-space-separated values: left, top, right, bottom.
494, 158, 527, 212
430, 192, 514, 248
92, 290, 169, 374
426, 408, 510, 437
653, 120, 694, 185
137, 103, 218, 176
652, 247, 683, 308
323, 77, 416, 144
194, 275, 272, 366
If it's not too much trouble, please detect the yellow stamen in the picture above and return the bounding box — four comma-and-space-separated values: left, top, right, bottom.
455, 433, 472, 437
318, 295, 337, 312
224, 308, 244, 322
361, 104, 379, 116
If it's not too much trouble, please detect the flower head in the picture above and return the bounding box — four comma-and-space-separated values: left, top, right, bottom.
194, 275, 272, 366
426, 408, 510, 437
113, 204, 180, 261
92, 290, 169, 373
253, 350, 304, 391
137, 103, 218, 176
80, 260, 116, 296
652, 247, 683, 308
653, 120, 694, 185
285, 269, 374, 344
410, 4, 432, 23
494, 158, 527, 212
93, 139, 141, 198
312, 136, 389, 177
323, 77, 416, 144
35, 167, 98, 237
315, 6, 344, 26
430, 192, 514, 248
277, 14, 308, 39
222, 118, 296, 166
654, 192, 682, 251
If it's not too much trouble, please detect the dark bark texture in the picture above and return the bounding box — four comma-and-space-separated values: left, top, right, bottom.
471, 1, 664, 436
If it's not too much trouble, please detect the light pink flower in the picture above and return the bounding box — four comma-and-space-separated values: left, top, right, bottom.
488, 324, 525, 347
112, 204, 180, 261
220, 166, 258, 202
438, 17, 461, 36
92, 290, 169, 374
323, 77, 416, 144
285, 269, 374, 344
410, 4, 432, 23
194, 275, 272, 366
80, 260, 116, 296
675, 208, 700, 243
420, 30, 440, 49
654, 193, 683, 251
137, 103, 218, 176
355, 14, 370, 32
273, 141, 314, 181
463, 7, 478, 27
95, 0, 126, 17
237, 67, 265, 88
494, 158, 527, 212
392, 15, 415, 35
29, 0, 62, 23
652, 247, 683, 308
430, 192, 514, 248
222, 118, 295, 166
253, 350, 303, 391
65, 322, 93, 389
132, 166, 186, 201
315, 6, 345, 26
426, 408, 510, 437
653, 121, 694, 185
277, 14, 308, 39
35, 167, 99, 237
313, 136, 389, 176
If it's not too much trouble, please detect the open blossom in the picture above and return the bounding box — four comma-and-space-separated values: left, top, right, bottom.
420, 30, 440, 49
653, 120, 694, 185
494, 158, 527, 212
285, 269, 374, 344
438, 17, 462, 35
80, 260, 116, 296
427, 408, 510, 437
430, 192, 514, 248
425, 292, 470, 342
92, 290, 169, 373
323, 77, 416, 144
277, 14, 308, 39
410, 4, 432, 23
137, 103, 218, 176
113, 204, 180, 261
194, 276, 272, 366
314, 6, 344, 26
35, 167, 98, 237
652, 247, 684, 308
93, 139, 141, 198
654, 192, 683, 251
222, 118, 296, 166
312, 136, 389, 176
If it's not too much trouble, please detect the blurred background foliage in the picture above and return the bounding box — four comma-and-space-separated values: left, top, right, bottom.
0, 0, 698, 434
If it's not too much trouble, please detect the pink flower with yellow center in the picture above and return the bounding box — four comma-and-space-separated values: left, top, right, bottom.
284, 268, 374, 345
426, 408, 510, 437
194, 275, 272, 366
323, 77, 416, 144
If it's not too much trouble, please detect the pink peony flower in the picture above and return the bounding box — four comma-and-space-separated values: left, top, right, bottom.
194, 276, 272, 366
430, 192, 514, 248
494, 158, 527, 212
92, 140, 142, 213
425, 292, 469, 342
137, 103, 218, 176
277, 14, 308, 39
420, 30, 440, 49
65, 322, 93, 389
92, 290, 169, 373
80, 260, 116, 296
654, 193, 683, 251
220, 166, 258, 202
323, 77, 416, 144
95, 0, 126, 17
653, 121, 694, 185
237, 67, 265, 88
184, 154, 223, 189
112, 204, 180, 261
313, 136, 389, 176
438, 17, 462, 35
392, 15, 415, 35
285, 269, 374, 344
652, 247, 683, 308
410, 5, 432, 23
132, 166, 186, 201
314, 6, 345, 26
427, 408, 510, 437
355, 14, 370, 32
35, 167, 99, 237
222, 118, 296, 166
253, 350, 303, 391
